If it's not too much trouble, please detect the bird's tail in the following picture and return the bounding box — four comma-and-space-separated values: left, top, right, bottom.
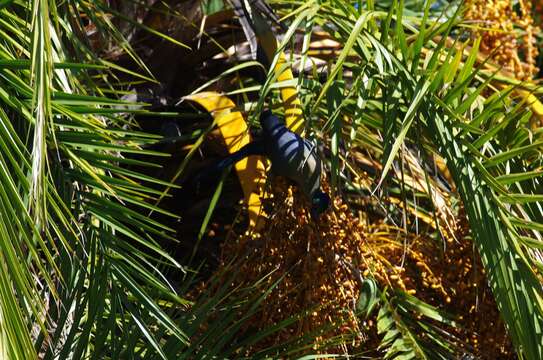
192, 140, 265, 185
229, 0, 285, 83
230, 0, 286, 33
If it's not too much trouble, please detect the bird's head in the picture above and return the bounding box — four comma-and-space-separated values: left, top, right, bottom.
310, 190, 330, 219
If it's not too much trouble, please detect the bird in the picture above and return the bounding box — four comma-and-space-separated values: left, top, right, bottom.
195, 1, 329, 218
228, 0, 287, 82
228, 0, 286, 58
196, 109, 330, 219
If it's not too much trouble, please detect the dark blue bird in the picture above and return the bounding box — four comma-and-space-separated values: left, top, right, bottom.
198, 110, 330, 218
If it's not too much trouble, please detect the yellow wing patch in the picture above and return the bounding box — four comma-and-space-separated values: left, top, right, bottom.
185, 92, 267, 230
253, 12, 304, 134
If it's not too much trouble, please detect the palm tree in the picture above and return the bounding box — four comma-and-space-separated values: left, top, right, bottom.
1, 0, 542, 359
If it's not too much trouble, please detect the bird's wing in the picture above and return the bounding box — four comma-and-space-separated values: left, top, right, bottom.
194, 140, 266, 183
300, 139, 322, 197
